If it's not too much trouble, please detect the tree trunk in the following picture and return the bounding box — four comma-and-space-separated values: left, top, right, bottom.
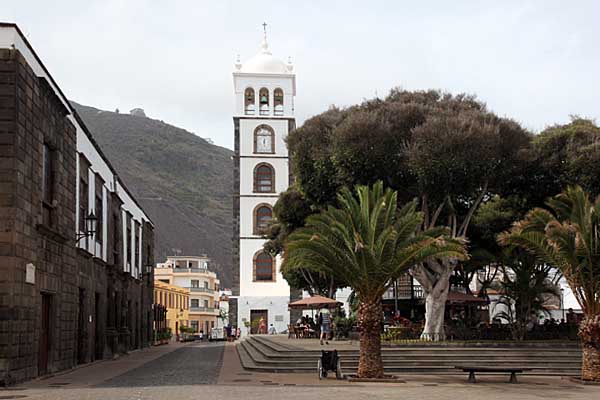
421, 285, 450, 341
357, 299, 384, 378
414, 263, 453, 341
580, 314, 600, 381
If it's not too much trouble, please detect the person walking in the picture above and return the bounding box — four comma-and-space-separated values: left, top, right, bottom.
225, 324, 232, 342
320, 307, 331, 345
258, 316, 267, 334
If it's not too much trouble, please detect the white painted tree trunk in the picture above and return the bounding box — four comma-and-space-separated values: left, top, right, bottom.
421, 283, 450, 341
412, 260, 454, 341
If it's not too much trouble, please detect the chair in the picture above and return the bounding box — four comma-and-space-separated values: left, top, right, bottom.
287, 325, 296, 339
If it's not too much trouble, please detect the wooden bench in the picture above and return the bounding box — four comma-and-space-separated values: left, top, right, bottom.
455, 366, 532, 384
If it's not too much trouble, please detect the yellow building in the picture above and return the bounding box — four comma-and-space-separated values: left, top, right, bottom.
153, 280, 190, 336
155, 256, 221, 335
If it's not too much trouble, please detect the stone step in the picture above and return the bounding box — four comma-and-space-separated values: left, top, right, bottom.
240, 340, 579, 375
252, 335, 581, 348
239, 337, 582, 375
246, 337, 582, 360
251, 336, 581, 354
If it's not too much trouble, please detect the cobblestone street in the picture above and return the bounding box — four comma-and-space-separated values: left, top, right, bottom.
97, 342, 223, 387
1, 341, 598, 400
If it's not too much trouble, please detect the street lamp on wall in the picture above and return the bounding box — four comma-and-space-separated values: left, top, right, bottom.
144, 264, 154, 276
76, 211, 98, 243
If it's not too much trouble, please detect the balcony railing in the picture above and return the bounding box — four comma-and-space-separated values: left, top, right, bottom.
189, 306, 216, 313
189, 287, 214, 294
171, 268, 209, 274
382, 285, 424, 300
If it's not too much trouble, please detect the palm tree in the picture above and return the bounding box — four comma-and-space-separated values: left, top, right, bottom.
283, 182, 468, 378
499, 186, 600, 381
492, 250, 560, 340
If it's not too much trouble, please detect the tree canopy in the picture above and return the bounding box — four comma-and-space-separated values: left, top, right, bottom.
531, 118, 600, 199
288, 89, 533, 212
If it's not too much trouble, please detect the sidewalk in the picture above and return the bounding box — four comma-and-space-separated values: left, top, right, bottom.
21, 341, 190, 389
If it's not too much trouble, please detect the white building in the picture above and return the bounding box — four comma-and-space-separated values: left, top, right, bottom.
217, 289, 232, 329
232, 30, 296, 335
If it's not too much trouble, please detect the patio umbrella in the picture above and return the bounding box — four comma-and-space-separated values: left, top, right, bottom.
288, 295, 342, 310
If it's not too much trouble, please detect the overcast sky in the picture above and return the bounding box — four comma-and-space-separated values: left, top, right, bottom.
5, 1, 600, 150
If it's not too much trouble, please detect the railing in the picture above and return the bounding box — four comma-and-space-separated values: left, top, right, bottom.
171, 268, 210, 274
189, 307, 216, 313
189, 287, 214, 294
380, 323, 580, 343
382, 285, 425, 300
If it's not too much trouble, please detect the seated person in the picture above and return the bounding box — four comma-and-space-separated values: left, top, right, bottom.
268, 324, 277, 335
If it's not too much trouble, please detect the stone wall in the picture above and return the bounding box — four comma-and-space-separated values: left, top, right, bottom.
0, 48, 78, 383
0, 49, 155, 385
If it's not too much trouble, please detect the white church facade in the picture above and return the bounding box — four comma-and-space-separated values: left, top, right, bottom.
231, 31, 296, 335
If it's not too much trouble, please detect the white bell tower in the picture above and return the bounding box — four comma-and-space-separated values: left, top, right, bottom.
231, 26, 296, 335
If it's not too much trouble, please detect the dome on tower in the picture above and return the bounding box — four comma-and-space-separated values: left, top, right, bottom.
238, 34, 292, 74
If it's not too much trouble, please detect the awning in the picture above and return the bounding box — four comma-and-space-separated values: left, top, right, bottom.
288, 295, 342, 309
446, 291, 489, 304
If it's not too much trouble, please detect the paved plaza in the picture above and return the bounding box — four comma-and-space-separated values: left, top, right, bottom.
0, 340, 597, 400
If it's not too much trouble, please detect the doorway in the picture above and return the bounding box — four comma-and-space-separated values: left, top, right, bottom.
250, 309, 268, 334
38, 294, 51, 375
94, 292, 102, 360
77, 288, 86, 364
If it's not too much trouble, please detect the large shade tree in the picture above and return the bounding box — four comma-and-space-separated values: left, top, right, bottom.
283, 182, 468, 378
284, 89, 531, 339
499, 186, 600, 381
530, 118, 600, 200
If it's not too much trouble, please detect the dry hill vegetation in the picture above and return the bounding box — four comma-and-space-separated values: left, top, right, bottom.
72, 102, 234, 287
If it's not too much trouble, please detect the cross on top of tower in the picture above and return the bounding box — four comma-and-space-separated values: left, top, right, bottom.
260, 22, 270, 54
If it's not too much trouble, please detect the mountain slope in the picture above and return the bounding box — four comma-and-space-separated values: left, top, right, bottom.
72, 102, 234, 287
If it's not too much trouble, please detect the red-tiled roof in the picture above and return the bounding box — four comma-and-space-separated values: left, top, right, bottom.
446, 291, 488, 304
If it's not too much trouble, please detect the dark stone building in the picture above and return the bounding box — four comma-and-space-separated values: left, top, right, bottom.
0, 23, 155, 385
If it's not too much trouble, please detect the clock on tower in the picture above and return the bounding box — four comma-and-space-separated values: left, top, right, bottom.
255, 126, 274, 153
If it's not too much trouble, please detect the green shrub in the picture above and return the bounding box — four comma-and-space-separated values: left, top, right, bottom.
381, 326, 422, 342
333, 316, 356, 339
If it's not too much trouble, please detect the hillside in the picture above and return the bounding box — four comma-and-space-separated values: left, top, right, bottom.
72, 102, 234, 287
